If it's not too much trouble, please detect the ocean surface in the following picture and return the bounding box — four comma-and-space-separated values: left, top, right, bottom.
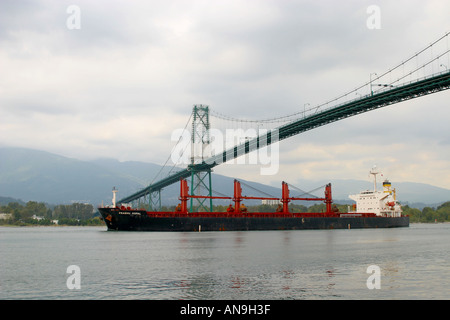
0, 223, 449, 300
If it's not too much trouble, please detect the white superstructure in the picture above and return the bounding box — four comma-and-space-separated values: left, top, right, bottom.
349, 166, 402, 217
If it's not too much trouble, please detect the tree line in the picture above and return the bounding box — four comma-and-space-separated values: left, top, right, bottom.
401, 202, 450, 223
0, 201, 103, 226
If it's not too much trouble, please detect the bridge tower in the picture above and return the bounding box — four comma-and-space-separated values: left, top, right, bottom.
189, 104, 213, 212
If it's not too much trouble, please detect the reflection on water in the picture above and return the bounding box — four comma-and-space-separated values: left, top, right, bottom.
382, 261, 401, 290
0, 224, 449, 299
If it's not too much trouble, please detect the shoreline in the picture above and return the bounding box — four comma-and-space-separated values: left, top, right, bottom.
0, 223, 105, 228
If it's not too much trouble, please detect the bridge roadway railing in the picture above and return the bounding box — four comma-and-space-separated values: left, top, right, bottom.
118, 70, 450, 204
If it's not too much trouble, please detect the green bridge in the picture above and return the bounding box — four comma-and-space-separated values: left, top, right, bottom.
118, 70, 450, 205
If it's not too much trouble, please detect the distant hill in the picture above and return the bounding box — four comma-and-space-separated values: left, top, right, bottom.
0, 196, 26, 206
0, 147, 283, 206
0, 147, 449, 208
0, 147, 145, 205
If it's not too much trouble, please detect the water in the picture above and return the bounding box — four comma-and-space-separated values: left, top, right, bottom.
0, 224, 449, 300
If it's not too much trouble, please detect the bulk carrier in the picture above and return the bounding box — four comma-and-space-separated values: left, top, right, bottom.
98, 168, 409, 231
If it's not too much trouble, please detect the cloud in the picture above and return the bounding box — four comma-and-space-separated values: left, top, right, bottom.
0, 0, 449, 190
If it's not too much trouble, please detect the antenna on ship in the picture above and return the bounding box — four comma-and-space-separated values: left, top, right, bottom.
369, 166, 380, 191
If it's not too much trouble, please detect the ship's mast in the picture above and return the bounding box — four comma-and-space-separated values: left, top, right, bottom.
369, 166, 380, 191
112, 187, 118, 207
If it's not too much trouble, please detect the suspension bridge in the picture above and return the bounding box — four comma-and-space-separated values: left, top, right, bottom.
117, 32, 450, 210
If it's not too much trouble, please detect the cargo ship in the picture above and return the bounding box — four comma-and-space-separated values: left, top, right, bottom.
98, 168, 409, 231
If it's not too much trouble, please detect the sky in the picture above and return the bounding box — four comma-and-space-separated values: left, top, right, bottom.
1, 0, 450, 190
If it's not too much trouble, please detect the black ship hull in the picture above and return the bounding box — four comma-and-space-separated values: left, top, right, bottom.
98, 208, 409, 232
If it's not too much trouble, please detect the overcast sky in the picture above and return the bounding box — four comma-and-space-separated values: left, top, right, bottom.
1, 0, 450, 190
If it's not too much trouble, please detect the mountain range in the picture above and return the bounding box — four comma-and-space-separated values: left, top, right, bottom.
0, 147, 449, 209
